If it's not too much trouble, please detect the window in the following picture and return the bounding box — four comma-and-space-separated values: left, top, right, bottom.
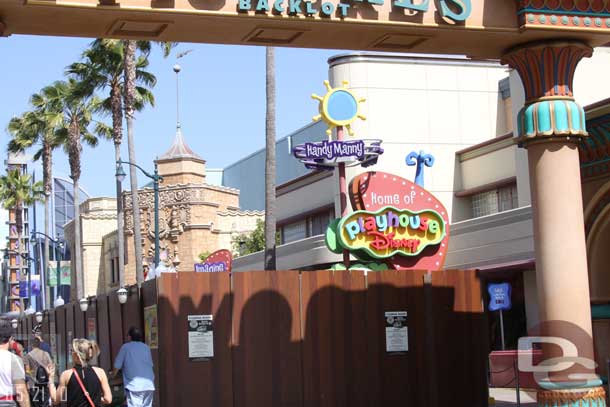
472, 184, 518, 218
110, 257, 119, 284
281, 220, 307, 244
309, 211, 332, 236
280, 208, 334, 244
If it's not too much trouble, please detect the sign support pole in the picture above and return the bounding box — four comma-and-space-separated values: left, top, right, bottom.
337, 126, 350, 268
499, 309, 505, 350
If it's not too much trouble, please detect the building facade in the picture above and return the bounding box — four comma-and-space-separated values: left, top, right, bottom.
226, 49, 610, 379
62, 128, 263, 296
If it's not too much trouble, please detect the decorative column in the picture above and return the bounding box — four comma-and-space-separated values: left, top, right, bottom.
502, 41, 606, 407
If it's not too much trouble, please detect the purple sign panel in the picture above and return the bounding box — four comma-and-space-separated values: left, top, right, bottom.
195, 262, 227, 272
304, 140, 365, 160
292, 139, 383, 171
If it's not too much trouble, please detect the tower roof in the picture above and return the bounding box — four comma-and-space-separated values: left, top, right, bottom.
158, 125, 204, 162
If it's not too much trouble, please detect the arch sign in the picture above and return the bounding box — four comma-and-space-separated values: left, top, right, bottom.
3, 1, 610, 59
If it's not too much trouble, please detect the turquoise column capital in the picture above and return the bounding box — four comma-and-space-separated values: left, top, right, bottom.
501, 41, 592, 147
517, 99, 587, 144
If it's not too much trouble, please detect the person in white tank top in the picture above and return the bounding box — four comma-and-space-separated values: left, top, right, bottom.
0, 322, 30, 407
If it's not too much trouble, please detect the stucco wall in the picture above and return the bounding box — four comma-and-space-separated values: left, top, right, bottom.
459, 144, 516, 191
328, 55, 509, 222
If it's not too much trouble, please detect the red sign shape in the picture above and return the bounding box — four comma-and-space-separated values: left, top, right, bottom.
349, 171, 450, 270
198, 249, 233, 272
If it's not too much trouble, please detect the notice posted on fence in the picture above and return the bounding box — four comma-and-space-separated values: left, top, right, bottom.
188, 315, 214, 361
385, 311, 408, 353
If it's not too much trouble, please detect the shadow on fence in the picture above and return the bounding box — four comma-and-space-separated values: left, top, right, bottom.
18, 269, 490, 407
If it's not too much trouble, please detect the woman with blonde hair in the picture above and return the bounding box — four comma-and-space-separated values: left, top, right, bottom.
46, 339, 112, 406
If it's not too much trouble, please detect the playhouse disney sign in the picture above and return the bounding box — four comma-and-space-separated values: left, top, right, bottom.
238, 0, 471, 20
339, 206, 446, 259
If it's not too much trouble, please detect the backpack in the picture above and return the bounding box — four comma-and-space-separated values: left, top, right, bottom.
35, 364, 49, 385
29, 365, 50, 407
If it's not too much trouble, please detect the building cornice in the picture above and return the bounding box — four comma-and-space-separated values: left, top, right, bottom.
457, 133, 515, 162
454, 176, 516, 197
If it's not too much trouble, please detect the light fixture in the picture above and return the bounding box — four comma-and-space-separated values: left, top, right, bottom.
35, 311, 43, 324
115, 162, 127, 183
117, 288, 128, 305
79, 298, 89, 312
54, 296, 64, 308
10, 319, 18, 329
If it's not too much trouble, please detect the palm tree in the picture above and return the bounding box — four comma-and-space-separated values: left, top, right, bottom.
0, 168, 44, 310
123, 39, 175, 286
264, 46, 277, 270
7, 91, 63, 309
67, 39, 156, 288
42, 79, 104, 300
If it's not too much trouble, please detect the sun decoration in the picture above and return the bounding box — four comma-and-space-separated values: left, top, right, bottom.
312, 80, 366, 139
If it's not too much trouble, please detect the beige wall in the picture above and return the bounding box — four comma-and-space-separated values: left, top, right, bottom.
122, 183, 260, 278
158, 158, 206, 185
329, 55, 509, 223
64, 197, 118, 298
459, 142, 516, 191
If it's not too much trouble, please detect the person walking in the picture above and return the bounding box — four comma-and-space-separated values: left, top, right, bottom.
111, 327, 155, 407
23, 336, 53, 407
0, 322, 30, 407
47, 339, 112, 407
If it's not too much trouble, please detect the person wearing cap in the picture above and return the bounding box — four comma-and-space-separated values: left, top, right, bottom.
0, 322, 31, 407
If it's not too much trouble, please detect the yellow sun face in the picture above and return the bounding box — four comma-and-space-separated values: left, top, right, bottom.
312, 80, 366, 139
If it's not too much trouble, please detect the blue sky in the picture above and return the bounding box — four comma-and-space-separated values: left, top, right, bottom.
0, 35, 344, 197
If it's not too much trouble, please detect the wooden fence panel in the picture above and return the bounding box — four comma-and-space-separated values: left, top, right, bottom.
18, 318, 24, 341
301, 270, 368, 407
365, 270, 426, 407
122, 286, 142, 337
232, 270, 302, 407
75, 305, 86, 340
157, 272, 233, 407
431, 269, 488, 407
96, 294, 112, 372
141, 280, 160, 407
25, 315, 32, 347
47, 310, 57, 363
65, 303, 75, 367
108, 290, 124, 363
55, 306, 66, 373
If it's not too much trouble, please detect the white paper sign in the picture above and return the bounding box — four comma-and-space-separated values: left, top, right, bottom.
188, 315, 214, 360
385, 311, 408, 353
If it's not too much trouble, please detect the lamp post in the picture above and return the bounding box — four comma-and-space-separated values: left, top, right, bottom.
31, 232, 65, 308
115, 159, 163, 272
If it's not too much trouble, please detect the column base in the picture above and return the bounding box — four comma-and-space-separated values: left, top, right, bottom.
538, 386, 606, 407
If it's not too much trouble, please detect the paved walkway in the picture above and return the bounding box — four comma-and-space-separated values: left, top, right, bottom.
490, 388, 537, 406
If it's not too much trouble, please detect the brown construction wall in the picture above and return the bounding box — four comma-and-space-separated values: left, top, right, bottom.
27, 269, 488, 407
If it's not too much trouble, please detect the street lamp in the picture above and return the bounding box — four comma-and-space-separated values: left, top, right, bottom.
117, 287, 128, 305
53, 296, 64, 307
10, 319, 18, 329
35, 311, 43, 324
79, 297, 89, 312
115, 159, 163, 269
